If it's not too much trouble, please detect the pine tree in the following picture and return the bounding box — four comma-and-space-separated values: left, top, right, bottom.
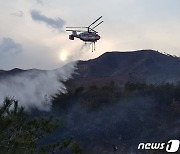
0, 97, 71, 154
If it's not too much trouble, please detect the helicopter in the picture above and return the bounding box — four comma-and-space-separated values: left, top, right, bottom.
66, 16, 103, 52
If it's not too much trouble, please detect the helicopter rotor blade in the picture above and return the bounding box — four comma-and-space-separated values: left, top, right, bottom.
66, 30, 85, 32
88, 28, 97, 33
88, 16, 102, 28
91, 21, 103, 30
66, 27, 88, 28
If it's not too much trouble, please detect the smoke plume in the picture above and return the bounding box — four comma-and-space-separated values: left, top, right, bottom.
67, 43, 91, 62
0, 62, 77, 111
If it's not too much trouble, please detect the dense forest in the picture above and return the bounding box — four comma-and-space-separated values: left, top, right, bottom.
0, 98, 81, 154
1, 82, 180, 153
51, 81, 180, 153
53, 81, 180, 113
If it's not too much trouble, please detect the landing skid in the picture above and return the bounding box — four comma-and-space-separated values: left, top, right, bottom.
84, 42, 96, 52
91, 42, 96, 52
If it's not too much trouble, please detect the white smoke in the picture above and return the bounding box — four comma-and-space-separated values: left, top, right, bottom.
0, 62, 77, 111
67, 43, 91, 62
0, 42, 91, 111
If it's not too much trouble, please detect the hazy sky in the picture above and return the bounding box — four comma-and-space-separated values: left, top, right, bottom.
1, 0, 180, 69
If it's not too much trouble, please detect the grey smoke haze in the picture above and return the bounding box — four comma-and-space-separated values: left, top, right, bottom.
0, 62, 77, 111
44, 95, 180, 153
0, 37, 22, 57
31, 10, 65, 31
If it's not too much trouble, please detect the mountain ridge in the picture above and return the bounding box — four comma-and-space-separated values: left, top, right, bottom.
1, 50, 180, 86
65, 50, 180, 90
74, 50, 179, 77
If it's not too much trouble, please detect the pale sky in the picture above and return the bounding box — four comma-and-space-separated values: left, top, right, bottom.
0, 0, 180, 69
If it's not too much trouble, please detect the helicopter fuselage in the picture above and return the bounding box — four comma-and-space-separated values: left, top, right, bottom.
69, 31, 100, 42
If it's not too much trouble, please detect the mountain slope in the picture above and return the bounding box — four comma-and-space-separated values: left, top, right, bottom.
76, 50, 180, 77
67, 50, 180, 89
0, 68, 48, 80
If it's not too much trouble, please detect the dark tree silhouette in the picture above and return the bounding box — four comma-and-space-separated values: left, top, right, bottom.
0, 97, 72, 154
